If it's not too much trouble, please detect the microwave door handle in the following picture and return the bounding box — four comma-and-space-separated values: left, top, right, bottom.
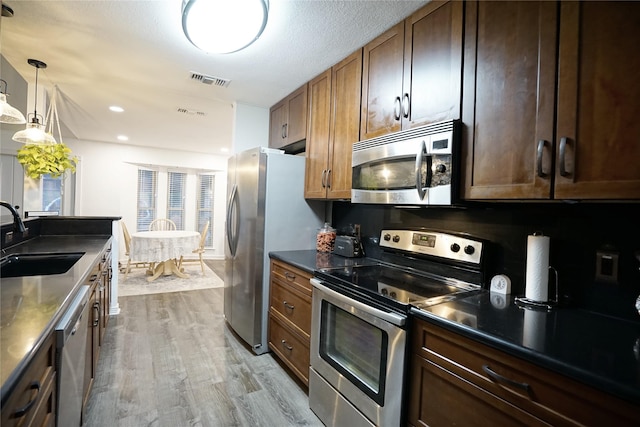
415, 140, 427, 200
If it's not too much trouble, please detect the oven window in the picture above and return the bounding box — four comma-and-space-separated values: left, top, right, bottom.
352, 156, 428, 190
319, 301, 387, 405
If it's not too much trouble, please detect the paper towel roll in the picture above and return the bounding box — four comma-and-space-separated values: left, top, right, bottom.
525, 234, 550, 302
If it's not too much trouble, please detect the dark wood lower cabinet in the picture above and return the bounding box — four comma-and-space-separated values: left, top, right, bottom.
408, 319, 639, 427
1, 332, 56, 427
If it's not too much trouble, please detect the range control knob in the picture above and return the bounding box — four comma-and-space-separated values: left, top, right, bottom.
392, 235, 400, 243
383, 233, 391, 241
464, 245, 475, 255
450, 243, 461, 252
435, 164, 447, 174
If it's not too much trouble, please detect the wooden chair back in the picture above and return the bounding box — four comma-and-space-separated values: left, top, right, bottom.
149, 218, 177, 231
196, 221, 210, 252
121, 221, 132, 255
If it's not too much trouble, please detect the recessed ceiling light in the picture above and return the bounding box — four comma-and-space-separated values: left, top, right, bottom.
109, 106, 124, 113
117, 135, 129, 141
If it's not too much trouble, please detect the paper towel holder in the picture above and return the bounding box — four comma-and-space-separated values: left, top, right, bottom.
515, 266, 559, 311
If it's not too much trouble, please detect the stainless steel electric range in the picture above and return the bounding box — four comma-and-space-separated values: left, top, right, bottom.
309, 229, 487, 427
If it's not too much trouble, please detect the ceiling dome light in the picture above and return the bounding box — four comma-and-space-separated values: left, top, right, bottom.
182, 0, 269, 54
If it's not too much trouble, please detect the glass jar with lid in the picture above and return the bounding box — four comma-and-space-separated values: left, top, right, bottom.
316, 222, 336, 253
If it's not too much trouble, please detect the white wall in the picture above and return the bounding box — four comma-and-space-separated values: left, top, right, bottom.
232, 102, 269, 153
64, 137, 229, 261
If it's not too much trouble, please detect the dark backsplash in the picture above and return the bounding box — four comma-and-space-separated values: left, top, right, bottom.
332, 202, 640, 322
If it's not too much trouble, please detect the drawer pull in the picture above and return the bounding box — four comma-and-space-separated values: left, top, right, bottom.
283, 301, 295, 311
93, 301, 101, 327
284, 272, 296, 281
281, 339, 293, 352
482, 365, 531, 394
14, 380, 40, 417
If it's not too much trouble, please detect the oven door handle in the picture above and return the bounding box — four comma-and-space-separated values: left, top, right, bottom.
415, 140, 427, 201
311, 278, 406, 327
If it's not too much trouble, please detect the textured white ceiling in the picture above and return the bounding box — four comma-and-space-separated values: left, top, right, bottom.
1, 0, 428, 154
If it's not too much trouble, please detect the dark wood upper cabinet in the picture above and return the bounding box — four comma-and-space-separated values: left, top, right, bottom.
402, 1, 463, 130
462, 0, 640, 200
305, 50, 362, 200
554, 1, 640, 200
269, 85, 308, 150
361, 1, 463, 141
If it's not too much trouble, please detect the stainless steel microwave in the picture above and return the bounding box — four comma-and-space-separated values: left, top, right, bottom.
351, 119, 460, 205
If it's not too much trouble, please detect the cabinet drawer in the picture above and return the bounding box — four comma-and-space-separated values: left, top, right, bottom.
270, 279, 312, 338
409, 353, 548, 427
1, 333, 56, 427
270, 260, 312, 296
268, 312, 310, 387
413, 320, 638, 426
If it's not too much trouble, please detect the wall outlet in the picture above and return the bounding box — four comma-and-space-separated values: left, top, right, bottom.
5, 231, 13, 244
596, 251, 619, 283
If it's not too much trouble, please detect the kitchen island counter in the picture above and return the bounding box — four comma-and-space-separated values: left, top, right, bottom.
1, 235, 112, 406
411, 292, 640, 406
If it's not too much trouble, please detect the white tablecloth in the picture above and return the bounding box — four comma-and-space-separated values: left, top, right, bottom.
130, 230, 200, 263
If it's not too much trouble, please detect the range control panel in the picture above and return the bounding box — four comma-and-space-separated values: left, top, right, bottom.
379, 229, 483, 265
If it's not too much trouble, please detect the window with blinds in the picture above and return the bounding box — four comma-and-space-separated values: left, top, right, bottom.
137, 169, 157, 231
197, 174, 214, 247
42, 174, 62, 212
168, 171, 186, 229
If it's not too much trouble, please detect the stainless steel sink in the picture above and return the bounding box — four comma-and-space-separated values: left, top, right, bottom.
0, 252, 85, 278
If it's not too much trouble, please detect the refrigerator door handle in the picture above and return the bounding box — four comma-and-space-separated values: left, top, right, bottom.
226, 184, 239, 256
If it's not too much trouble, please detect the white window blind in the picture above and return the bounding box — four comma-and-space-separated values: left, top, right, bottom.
137, 169, 157, 231
167, 171, 186, 229
197, 174, 214, 247
42, 174, 62, 212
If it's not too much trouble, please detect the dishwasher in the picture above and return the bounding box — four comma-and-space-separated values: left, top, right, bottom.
56, 285, 90, 427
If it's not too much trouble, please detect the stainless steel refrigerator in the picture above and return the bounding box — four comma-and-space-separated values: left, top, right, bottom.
224, 147, 324, 355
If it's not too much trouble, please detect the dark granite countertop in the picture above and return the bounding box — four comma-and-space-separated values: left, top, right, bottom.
412, 292, 640, 406
269, 250, 640, 406
269, 250, 379, 273
1, 235, 112, 405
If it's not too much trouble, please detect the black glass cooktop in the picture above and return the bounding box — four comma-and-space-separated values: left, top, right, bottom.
315, 263, 479, 308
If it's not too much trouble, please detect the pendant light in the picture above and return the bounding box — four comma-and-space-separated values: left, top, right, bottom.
12, 59, 56, 145
182, 0, 269, 54
0, 79, 26, 124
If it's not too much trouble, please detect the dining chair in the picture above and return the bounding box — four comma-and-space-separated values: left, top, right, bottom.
120, 221, 149, 280
149, 218, 177, 231
178, 220, 209, 274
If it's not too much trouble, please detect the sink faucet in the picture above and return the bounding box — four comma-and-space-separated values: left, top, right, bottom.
0, 201, 26, 233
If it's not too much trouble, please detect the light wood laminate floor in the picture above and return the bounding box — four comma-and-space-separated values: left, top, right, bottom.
83, 285, 323, 426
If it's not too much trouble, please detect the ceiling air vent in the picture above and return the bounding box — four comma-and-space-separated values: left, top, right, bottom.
177, 107, 206, 117
190, 71, 231, 88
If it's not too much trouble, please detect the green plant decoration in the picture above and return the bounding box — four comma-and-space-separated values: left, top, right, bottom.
16, 143, 79, 179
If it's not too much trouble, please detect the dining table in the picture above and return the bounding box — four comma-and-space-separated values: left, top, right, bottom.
130, 230, 200, 282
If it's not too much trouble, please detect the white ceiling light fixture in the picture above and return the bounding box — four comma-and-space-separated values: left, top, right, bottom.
0, 79, 26, 124
12, 59, 56, 145
109, 105, 124, 113
182, 0, 269, 54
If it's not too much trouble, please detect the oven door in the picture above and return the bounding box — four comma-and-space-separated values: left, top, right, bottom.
310, 278, 407, 427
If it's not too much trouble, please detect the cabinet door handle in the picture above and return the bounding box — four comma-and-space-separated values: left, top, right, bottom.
482, 365, 531, 394
326, 169, 332, 189
281, 339, 293, 351
536, 139, 547, 178
284, 272, 296, 281
283, 301, 295, 311
93, 301, 100, 327
13, 380, 40, 418
321, 170, 327, 189
394, 96, 402, 121
283, 123, 288, 139
559, 136, 571, 177
402, 93, 410, 118
281, 124, 286, 139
